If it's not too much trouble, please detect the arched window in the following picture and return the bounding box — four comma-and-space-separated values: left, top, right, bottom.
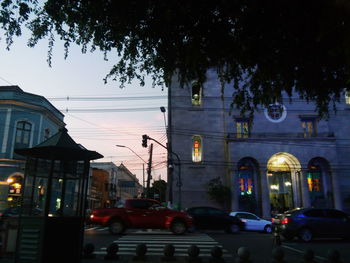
238, 164, 254, 196
191, 82, 202, 106
15, 121, 32, 149
307, 158, 333, 208
345, 90, 350, 104
236, 158, 258, 213
192, 135, 202, 162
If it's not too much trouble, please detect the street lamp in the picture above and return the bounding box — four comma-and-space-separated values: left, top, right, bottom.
116, 145, 147, 188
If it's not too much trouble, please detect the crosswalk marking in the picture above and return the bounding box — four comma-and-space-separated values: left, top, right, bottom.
85, 226, 108, 231
95, 232, 232, 258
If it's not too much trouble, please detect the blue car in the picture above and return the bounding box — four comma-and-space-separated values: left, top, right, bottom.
273, 208, 350, 242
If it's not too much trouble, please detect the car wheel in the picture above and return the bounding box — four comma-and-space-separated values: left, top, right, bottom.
171, 220, 187, 235
264, 225, 272, 234
109, 220, 125, 235
298, 228, 313, 242
228, 224, 240, 234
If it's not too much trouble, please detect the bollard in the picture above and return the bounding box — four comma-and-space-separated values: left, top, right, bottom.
234, 247, 252, 263
187, 244, 201, 263
209, 246, 225, 263
326, 249, 343, 263
272, 224, 282, 247
299, 249, 317, 263
161, 244, 176, 262
104, 243, 119, 260
82, 243, 96, 259
271, 247, 286, 263
132, 243, 148, 261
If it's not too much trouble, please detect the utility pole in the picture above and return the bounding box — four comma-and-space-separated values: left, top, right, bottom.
146, 143, 153, 198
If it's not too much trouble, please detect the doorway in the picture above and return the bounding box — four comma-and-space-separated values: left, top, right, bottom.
267, 153, 301, 214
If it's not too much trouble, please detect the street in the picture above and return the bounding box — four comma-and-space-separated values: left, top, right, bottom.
83, 227, 350, 262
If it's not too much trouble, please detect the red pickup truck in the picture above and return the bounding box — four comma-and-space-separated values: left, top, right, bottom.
89, 198, 193, 235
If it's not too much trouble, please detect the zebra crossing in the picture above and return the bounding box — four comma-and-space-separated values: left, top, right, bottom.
93, 230, 232, 258
85, 225, 108, 232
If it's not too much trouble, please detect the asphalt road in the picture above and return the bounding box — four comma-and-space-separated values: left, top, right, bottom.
83, 226, 350, 262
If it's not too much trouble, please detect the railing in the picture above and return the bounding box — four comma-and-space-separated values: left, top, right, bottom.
228, 132, 335, 139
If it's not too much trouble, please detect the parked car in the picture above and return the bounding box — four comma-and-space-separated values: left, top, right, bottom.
272, 207, 350, 242
90, 198, 193, 235
230, 211, 272, 233
186, 206, 245, 233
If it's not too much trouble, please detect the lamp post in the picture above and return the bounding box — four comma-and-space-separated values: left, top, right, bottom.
160, 106, 173, 205
116, 145, 147, 189
142, 135, 182, 210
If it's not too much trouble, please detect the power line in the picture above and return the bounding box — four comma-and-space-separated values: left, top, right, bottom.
48, 95, 167, 101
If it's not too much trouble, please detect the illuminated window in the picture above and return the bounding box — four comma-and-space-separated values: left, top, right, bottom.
236, 119, 250, 138
301, 118, 317, 138
346, 90, 350, 104
191, 82, 202, 106
237, 165, 254, 195
192, 135, 202, 162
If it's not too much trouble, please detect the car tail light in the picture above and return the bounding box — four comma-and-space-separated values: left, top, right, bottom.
281, 217, 290, 224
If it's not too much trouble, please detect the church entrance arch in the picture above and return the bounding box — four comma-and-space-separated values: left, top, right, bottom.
267, 153, 301, 213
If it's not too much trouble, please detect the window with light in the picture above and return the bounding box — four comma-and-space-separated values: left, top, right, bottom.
192, 135, 202, 162
307, 165, 324, 205
301, 118, 317, 138
346, 90, 350, 104
238, 165, 254, 195
236, 119, 250, 138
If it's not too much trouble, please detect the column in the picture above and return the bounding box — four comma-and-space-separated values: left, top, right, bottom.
331, 171, 343, 210
300, 169, 311, 208
260, 170, 271, 219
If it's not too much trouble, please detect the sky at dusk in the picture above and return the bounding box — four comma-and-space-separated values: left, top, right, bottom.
0, 31, 168, 185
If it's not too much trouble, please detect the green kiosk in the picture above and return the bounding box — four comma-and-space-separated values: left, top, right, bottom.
14, 128, 103, 263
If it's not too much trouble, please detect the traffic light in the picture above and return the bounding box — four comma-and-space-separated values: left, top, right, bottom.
142, 134, 148, 148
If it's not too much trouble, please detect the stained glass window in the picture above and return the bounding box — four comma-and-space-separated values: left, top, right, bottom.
238, 166, 254, 195
236, 119, 250, 138
192, 135, 202, 162
301, 118, 317, 138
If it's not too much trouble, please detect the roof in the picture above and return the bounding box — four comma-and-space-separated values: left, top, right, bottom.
14, 128, 103, 161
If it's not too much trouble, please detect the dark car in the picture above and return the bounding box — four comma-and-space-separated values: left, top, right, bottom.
186, 206, 245, 233
273, 207, 350, 242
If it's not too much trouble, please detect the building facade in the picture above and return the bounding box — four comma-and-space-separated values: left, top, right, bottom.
117, 163, 143, 200
169, 72, 350, 217
88, 162, 143, 208
0, 86, 65, 209
89, 162, 118, 208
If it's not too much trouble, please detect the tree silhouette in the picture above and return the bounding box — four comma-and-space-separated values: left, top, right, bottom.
1, 1, 350, 116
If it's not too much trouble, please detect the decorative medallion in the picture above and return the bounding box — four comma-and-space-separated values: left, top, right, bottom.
264, 103, 287, 123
